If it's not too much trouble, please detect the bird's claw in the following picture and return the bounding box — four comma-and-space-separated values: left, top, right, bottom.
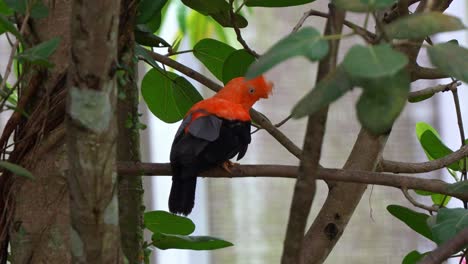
221, 160, 239, 173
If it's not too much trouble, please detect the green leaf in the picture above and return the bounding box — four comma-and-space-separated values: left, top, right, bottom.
292, 66, 353, 118
0, 0, 13, 15
0, 161, 33, 179
415, 122, 461, 175
135, 25, 171, 47
145, 12, 162, 33
137, 0, 168, 24
387, 205, 433, 241
181, 0, 247, 28
246, 0, 317, 7
432, 208, 468, 245
16, 37, 61, 67
222, 49, 255, 84
428, 43, 468, 83
408, 92, 434, 103
333, 0, 396, 12
447, 181, 468, 194
0, 14, 22, 41
246, 27, 328, 79
135, 44, 160, 69
210, 10, 248, 28
343, 44, 408, 79
385, 12, 465, 40
193, 38, 236, 81
181, 0, 229, 15
430, 193, 450, 207
356, 70, 410, 135
152, 232, 233, 250
141, 69, 203, 123
402, 251, 426, 264
5, 0, 48, 19
144, 210, 195, 235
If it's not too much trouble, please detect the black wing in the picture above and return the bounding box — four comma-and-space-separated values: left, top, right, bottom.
170, 112, 251, 173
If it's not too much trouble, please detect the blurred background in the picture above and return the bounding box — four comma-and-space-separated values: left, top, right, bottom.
1, 0, 466, 263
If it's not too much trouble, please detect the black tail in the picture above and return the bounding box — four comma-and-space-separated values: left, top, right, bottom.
169, 172, 197, 215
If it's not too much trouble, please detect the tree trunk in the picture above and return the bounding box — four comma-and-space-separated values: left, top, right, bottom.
66, 0, 122, 263
117, 0, 144, 262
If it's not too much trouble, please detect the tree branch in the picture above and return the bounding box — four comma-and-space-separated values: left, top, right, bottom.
407, 81, 460, 102
229, 0, 259, 58
420, 227, 468, 264
282, 5, 343, 263
291, 8, 376, 43
148, 50, 303, 159
401, 187, 438, 212
116, 162, 468, 201
380, 145, 468, 173
411, 64, 449, 81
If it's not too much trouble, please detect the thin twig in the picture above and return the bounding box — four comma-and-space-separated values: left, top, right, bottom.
291, 8, 376, 43
117, 162, 468, 201
251, 114, 292, 134
165, 49, 193, 57
401, 187, 438, 212
408, 81, 460, 102
229, 0, 259, 58
380, 145, 468, 173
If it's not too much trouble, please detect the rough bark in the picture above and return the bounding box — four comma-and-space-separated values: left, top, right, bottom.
4, 1, 71, 263
66, 0, 122, 263
117, 0, 144, 262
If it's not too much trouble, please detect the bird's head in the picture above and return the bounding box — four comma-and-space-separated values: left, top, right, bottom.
215, 76, 273, 110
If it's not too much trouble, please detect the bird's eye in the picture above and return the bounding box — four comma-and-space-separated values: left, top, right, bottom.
248, 86, 255, 94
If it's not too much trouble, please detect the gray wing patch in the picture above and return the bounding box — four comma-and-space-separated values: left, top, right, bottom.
188, 115, 223, 142
174, 113, 193, 139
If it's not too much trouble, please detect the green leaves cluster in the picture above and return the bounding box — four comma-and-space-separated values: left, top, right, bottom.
144, 210, 232, 253
193, 38, 256, 84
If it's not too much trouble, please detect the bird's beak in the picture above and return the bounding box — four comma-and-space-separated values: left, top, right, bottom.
264, 81, 273, 98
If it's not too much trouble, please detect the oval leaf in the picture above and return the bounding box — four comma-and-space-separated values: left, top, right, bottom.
137, 0, 168, 24
333, 0, 396, 12
343, 44, 408, 79
385, 12, 465, 39
135, 25, 171, 47
356, 70, 409, 135
292, 66, 352, 118
428, 43, 468, 83
141, 69, 203, 123
387, 205, 433, 241
0, 161, 33, 179
246, 0, 317, 7
222, 49, 256, 84
432, 208, 468, 245
181, 0, 229, 15
193, 38, 236, 81
402, 251, 426, 264
246, 27, 329, 79
152, 232, 233, 250
16, 37, 61, 67
415, 122, 460, 171
144, 210, 195, 235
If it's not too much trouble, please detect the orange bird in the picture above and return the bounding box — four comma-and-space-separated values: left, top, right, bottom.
169, 76, 273, 215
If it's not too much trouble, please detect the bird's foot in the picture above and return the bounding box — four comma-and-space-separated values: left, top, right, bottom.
221, 160, 239, 174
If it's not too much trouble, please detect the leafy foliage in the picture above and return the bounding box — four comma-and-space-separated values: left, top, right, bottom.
0, 161, 33, 180
428, 43, 468, 83
385, 12, 465, 39
246, 27, 329, 79
144, 210, 233, 251
387, 205, 433, 241
431, 208, 468, 245
141, 69, 203, 123
16, 37, 61, 67
245, 0, 317, 7
193, 38, 236, 80
332, 0, 396, 12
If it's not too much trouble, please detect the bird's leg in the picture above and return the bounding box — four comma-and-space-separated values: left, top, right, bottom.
221, 160, 239, 173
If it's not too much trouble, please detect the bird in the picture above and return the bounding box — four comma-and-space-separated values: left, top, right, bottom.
169, 76, 273, 215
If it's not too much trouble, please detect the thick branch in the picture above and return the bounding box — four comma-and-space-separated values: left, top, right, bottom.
420, 227, 468, 264
380, 145, 468, 173
148, 50, 302, 159
116, 162, 468, 201
411, 64, 449, 81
